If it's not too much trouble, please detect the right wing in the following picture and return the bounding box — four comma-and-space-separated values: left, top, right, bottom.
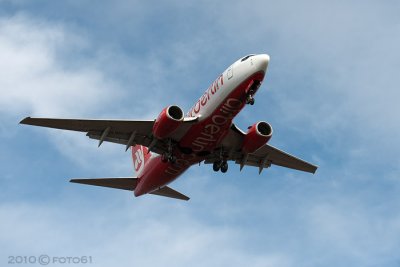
238, 144, 318, 174
207, 123, 318, 174
20, 117, 194, 155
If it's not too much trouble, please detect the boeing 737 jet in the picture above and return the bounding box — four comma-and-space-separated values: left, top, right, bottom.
20, 54, 317, 201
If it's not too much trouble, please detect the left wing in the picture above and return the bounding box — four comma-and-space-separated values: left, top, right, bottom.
206, 124, 318, 174
20, 117, 194, 155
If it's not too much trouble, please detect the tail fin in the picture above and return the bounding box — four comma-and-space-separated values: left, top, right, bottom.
131, 145, 151, 176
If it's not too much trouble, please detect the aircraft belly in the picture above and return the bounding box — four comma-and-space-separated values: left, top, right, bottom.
180, 71, 265, 153
134, 71, 266, 197
134, 154, 193, 196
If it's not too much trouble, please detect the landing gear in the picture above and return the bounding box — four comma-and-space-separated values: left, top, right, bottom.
246, 95, 255, 105
220, 161, 228, 173
245, 80, 260, 105
213, 161, 221, 172
162, 139, 176, 163
213, 160, 228, 173
162, 153, 176, 163
168, 155, 176, 163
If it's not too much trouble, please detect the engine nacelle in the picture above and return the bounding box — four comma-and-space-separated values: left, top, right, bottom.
242, 121, 273, 153
153, 105, 184, 139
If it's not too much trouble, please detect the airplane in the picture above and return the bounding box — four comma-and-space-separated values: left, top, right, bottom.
20, 53, 317, 201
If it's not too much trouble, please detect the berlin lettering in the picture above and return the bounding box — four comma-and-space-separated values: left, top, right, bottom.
187, 74, 224, 117
191, 98, 242, 152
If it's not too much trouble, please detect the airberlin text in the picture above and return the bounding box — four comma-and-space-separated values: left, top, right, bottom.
187, 74, 224, 117
165, 153, 197, 176
191, 98, 242, 152
165, 97, 243, 176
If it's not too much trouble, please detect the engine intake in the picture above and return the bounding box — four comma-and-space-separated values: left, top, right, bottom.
242, 121, 273, 153
153, 105, 184, 139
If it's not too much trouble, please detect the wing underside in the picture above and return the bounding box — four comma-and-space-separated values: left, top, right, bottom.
208, 124, 318, 174
20, 117, 195, 155
239, 144, 317, 173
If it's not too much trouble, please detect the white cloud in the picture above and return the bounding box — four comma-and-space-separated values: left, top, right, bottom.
2, 177, 400, 267
0, 14, 135, 172
0, 14, 122, 117
0, 199, 291, 267
307, 201, 400, 266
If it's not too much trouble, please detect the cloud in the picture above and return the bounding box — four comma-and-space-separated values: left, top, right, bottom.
0, 14, 124, 118
0, 197, 291, 267
0, 14, 133, 171
2, 2, 400, 267
2, 174, 400, 267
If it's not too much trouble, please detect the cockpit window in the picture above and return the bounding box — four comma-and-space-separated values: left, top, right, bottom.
241, 54, 255, 62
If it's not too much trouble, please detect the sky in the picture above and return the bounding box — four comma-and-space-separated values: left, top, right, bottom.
1, 1, 400, 266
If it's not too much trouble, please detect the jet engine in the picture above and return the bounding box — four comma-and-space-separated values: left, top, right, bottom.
153, 105, 184, 139
242, 121, 273, 153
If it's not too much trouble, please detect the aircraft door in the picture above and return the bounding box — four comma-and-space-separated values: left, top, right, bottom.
227, 66, 233, 80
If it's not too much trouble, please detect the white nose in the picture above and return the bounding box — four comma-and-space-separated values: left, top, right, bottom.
255, 54, 270, 72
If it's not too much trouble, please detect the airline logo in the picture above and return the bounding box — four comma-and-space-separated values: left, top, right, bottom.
132, 146, 145, 173
187, 74, 224, 117
191, 98, 242, 152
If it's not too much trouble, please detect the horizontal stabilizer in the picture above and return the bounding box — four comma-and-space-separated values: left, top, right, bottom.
70, 177, 138, 191
150, 186, 190, 201
70, 178, 189, 201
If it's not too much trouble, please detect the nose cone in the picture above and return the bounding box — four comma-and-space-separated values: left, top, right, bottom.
255, 54, 270, 72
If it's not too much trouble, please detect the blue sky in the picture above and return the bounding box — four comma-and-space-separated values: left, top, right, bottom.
1, 1, 400, 266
